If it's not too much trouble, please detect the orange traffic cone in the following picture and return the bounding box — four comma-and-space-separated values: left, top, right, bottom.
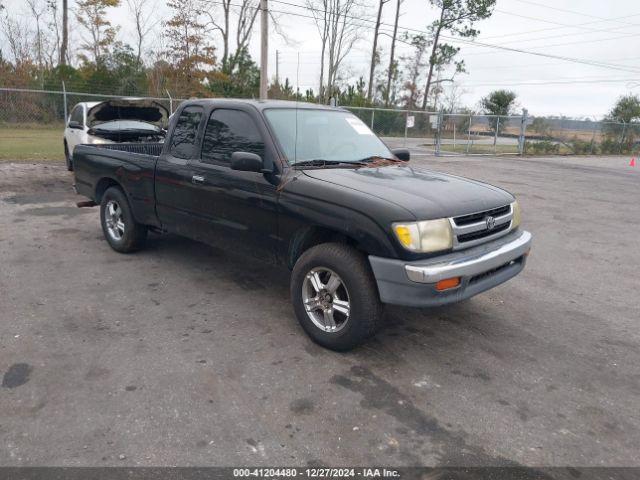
631, 158, 636, 167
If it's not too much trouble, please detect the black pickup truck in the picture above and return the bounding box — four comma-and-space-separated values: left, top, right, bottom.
73, 99, 532, 351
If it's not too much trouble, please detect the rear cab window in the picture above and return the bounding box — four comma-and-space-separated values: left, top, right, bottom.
170, 106, 204, 159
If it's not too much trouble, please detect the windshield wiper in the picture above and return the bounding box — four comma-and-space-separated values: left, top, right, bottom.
293, 159, 366, 168
357, 155, 402, 163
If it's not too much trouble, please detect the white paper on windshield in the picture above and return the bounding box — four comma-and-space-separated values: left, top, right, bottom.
345, 117, 373, 135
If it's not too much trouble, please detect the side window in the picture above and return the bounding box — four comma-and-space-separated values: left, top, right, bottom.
70, 106, 83, 125
201, 109, 265, 164
170, 106, 203, 159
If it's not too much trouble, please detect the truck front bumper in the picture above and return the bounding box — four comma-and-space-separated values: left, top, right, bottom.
368, 230, 532, 307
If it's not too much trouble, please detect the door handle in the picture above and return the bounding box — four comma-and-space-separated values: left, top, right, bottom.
192, 175, 206, 185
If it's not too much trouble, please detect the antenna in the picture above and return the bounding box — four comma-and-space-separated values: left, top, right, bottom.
294, 52, 300, 163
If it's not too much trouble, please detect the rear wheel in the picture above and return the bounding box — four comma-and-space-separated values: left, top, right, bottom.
64, 142, 73, 171
100, 187, 147, 253
291, 243, 383, 351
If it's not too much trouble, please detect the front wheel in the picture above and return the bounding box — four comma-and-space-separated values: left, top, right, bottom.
291, 243, 383, 351
100, 186, 147, 253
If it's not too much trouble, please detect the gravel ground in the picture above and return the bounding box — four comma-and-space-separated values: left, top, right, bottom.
0, 155, 638, 468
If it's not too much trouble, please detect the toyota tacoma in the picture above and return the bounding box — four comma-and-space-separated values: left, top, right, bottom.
73, 99, 532, 351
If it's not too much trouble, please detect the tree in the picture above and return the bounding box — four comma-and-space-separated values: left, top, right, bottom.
0, 9, 32, 66
164, 0, 215, 96
441, 80, 466, 113
76, 0, 121, 66
307, 0, 363, 103
366, 0, 390, 100
384, 0, 402, 106
608, 94, 640, 123
26, 0, 47, 69
399, 32, 430, 109
126, 0, 157, 66
604, 94, 640, 147
208, 46, 259, 98
201, 0, 259, 74
481, 89, 517, 141
421, 0, 495, 110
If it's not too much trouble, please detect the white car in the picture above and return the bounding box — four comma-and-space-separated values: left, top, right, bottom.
63, 98, 169, 171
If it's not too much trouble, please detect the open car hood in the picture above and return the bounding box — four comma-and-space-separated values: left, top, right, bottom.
86, 99, 169, 128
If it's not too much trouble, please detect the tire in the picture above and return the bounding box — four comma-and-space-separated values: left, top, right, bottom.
100, 186, 147, 253
64, 142, 73, 171
291, 242, 383, 351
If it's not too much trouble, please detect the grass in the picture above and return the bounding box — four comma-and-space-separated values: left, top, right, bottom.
0, 124, 65, 161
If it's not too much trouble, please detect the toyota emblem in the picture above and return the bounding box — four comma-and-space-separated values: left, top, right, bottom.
485, 216, 496, 230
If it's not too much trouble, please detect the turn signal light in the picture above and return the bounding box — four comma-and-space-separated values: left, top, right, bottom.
436, 277, 461, 291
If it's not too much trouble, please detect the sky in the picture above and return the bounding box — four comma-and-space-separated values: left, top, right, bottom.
3, 0, 640, 117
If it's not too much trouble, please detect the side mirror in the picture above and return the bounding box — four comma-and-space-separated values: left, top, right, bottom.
68, 120, 83, 129
391, 148, 410, 161
231, 151, 268, 173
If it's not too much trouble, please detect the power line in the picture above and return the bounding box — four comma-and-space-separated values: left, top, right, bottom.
493, 8, 640, 32
266, 0, 640, 74
465, 30, 640, 54
480, 12, 640, 40
457, 78, 639, 88
482, 25, 637, 47
509, 0, 640, 27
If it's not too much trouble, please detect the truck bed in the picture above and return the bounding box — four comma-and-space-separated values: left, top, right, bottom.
73, 143, 162, 228
91, 142, 164, 156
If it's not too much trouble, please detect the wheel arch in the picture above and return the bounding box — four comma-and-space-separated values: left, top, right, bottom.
287, 226, 366, 270
95, 177, 124, 204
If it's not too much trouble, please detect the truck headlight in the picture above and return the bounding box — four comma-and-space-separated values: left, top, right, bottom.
511, 201, 521, 229
392, 218, 453, 253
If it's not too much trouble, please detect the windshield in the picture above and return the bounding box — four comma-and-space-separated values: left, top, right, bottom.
264, 108, 392, 164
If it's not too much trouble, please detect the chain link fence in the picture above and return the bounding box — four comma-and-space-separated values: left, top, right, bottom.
0, 87, 183, 161
347, 106, 640, 157
1, 86, 638, 161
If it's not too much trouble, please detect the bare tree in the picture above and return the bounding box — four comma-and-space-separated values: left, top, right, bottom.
308, 0, 363, 103
399, 31, 430, 109
367, 0, 390, 101
201, 0, 259, 73
44, 0, 62, 67
384, 0, 402, 106
0, 12, 32, 66
126, 0, 158, 65
306, 0, 330, 101
441, 80, 466, 113
25, 0, 47, 69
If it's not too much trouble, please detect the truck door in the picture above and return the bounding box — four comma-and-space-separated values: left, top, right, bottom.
155, 105, 206, 237
184, 107, 280, 262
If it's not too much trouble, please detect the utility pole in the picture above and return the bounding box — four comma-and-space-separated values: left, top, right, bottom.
60, 0, 68, 65
276, 50, 280, 86
260, 0, 269, 100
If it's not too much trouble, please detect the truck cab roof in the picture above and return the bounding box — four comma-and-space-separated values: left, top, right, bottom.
178, 98, 344, 112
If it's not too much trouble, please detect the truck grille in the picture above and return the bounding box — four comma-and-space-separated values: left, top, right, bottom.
469, 257, 522, 285
453, 205, 510, 227
450, 204, 513, 249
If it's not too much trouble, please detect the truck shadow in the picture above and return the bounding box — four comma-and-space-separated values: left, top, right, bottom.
141, 232, 509, 363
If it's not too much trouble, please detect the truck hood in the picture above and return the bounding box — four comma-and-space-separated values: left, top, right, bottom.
87, 99, 169, 128
302, 164, 515, 220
